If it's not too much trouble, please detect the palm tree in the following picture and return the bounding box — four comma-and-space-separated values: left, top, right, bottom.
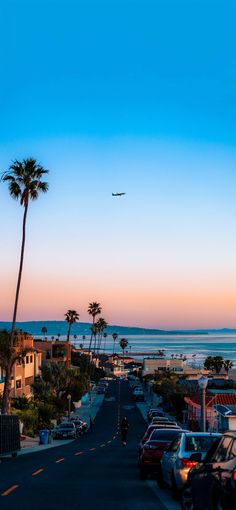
96, 318, 108, 354
1, 158, 49, 413
41, 326, 47, 338
103, 332, 108, 353
65, 310, 79, 367
87, 302, 101, 353
223, 359, 233, 375
119, 338, 128, 365
112, 332, 118, 356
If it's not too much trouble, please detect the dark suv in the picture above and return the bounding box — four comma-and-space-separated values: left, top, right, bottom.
181, 431, 236, 510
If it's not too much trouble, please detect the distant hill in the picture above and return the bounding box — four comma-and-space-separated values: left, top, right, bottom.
1, 321, 236, 336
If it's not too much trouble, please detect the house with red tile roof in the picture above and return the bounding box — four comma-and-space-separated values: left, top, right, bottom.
184, 392, 236, 432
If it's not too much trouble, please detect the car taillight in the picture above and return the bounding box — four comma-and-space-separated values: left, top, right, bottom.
181, 458, 198, 469
233, 469, 236, 482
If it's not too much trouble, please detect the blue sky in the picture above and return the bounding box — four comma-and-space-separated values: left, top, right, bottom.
1, 0, 236, 328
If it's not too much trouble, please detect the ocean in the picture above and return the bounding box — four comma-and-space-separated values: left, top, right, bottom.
37, 333, 236, 368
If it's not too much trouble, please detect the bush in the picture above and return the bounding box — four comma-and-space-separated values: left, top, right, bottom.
12, 408, 38, 437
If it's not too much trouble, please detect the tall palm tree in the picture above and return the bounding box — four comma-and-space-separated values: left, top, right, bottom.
119, 338, 128, 366
223, 359, 233, 375
103, 332, 108, 353
112, 332, 118, 356
1, 158, 49, 414
65, 310, 79, 367
87, 302, 101, 353
96, 318, 108, 354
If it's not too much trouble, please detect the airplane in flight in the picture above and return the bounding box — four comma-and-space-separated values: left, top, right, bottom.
112, 192, 126, 197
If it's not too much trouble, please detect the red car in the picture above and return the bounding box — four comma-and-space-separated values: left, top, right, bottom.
139, 428, 186, 479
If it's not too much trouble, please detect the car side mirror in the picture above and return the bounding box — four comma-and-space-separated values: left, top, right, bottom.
190, 452, 202, 463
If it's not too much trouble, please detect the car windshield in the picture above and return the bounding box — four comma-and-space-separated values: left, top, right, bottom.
185, 435, 219, 452
150, 430, 181, 441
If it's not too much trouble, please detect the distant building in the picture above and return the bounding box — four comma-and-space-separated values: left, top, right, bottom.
0, 332, 42, 399
34, 339, 71, 366
142, 357, 187, 376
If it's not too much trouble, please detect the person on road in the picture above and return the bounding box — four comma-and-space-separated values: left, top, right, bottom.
120, 417, 129, 446
90, 416, 94, 432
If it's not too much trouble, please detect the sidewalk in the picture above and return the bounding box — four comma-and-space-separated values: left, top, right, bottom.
18, 389, 104, 456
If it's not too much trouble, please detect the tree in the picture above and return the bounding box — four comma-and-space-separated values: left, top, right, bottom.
119, 338, 128, 364
224, 359, 233, 375
1, 159, 49, 413
41, 326, 47, 338
112, 332, 118, 355
0, 330, 34, 413
204, 356, 224, 374
87, 302, 101, 353
95, 318, 108, 354
65, 310, 79, 367
103, 332, 108, 353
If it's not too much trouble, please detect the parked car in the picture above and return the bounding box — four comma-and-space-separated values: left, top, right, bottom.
151, 418, 177, 425
181, 431, 236, 510
73, 419, 88, 436
139, 429, 187, 479
160, 432, 221, 497
139, 424, 182, 453
54, 422, 76, 439
147, 409, 164, 422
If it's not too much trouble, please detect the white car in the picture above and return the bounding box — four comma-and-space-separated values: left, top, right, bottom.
160, 432, 221, 495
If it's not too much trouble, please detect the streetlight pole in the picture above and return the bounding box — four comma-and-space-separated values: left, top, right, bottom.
198, 376, 208, 432
67, 394, 71, 420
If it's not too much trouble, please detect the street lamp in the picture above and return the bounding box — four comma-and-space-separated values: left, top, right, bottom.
67, 394, 71, 420
198, 376, 208, 432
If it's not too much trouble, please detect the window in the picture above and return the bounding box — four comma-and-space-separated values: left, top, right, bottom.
185, 435, 219, 453
26, 356, 29, 364
30, 355, 33, 363
169, 436, 181, 452
229, 440, 236, 460
16, 379, 21, 389
213, 437, 233, 463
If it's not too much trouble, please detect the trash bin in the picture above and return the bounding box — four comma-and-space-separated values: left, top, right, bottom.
38, 429, 49, 445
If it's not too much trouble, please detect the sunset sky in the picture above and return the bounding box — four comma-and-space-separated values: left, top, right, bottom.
1, 0, 236, 329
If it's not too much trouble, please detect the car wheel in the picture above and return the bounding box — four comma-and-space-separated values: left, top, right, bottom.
157, 471, 167, 489
214, 498, 224, 510
180, 484, 195, 510
171, 473, 180, 500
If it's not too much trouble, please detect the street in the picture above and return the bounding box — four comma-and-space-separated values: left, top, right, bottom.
0, 381, 179, 510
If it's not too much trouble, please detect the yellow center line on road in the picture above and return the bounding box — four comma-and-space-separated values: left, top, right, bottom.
1, 485, 19, 497
55, 458, 65, 464
75, 452, 83, 456
32, 468, 44, 477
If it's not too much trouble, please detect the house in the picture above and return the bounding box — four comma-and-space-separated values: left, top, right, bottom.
0, 332, 42, 399
184, 392, 236, 432
142, 357, 187, 376
34, 339, 71, 366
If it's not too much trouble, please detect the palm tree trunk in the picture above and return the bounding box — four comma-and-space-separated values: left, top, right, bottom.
11, 202, 28, 344
2, 203, 28, 414
67, 323, 72, 368
2, 365, 13, 415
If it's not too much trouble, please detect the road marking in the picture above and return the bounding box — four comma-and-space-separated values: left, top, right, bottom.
146, 480, 179, 510
107, 440, 111, 444
90, 447, 96, 451
32, 468, 44, 477
75, 452, 83, 456
100, 444, 106, 447
1, 485, 19, 497
55, 458, 65, 464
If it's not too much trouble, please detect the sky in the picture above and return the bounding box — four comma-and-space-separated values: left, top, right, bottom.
0, 0, 236, 329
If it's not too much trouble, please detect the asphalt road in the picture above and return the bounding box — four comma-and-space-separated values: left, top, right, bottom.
0, 380, 172, 510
